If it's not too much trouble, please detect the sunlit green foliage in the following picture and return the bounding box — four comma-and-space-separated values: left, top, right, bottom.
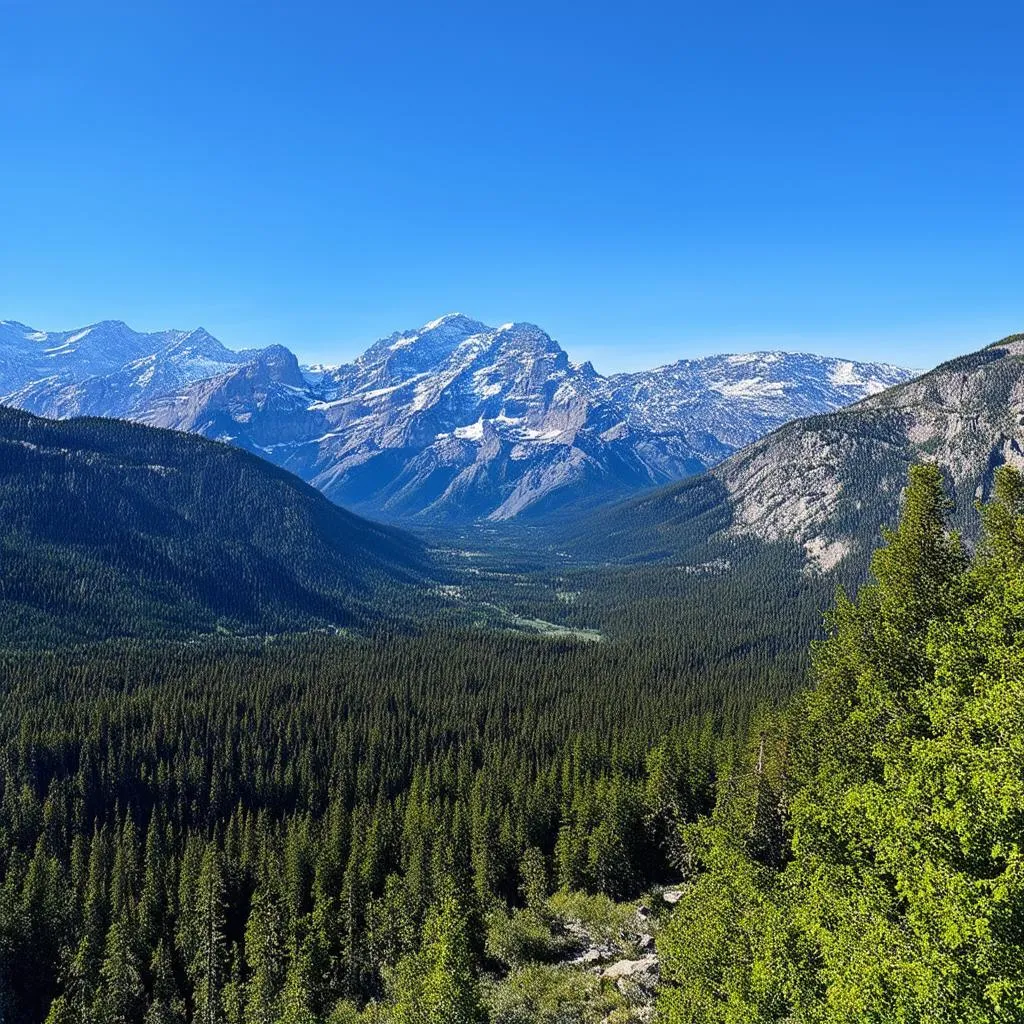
658, 465, 1024, 1023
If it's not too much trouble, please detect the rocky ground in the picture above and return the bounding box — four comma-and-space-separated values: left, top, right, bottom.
483, 887, 684, 1023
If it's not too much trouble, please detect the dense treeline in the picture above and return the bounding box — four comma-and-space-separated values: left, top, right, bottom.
442, 516, 832, 689
658, 464, 1024, 1022
0, 625, 749, 1023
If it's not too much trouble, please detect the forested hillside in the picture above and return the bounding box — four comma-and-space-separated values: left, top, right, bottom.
0, 407, 432, 644
658, 464, 1024, 1022
2, 462, 1019, 1022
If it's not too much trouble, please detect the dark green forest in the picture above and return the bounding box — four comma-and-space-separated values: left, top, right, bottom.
0, 625, 727, 1023
0, 407, 432, 645
1, 462, 1021, 1022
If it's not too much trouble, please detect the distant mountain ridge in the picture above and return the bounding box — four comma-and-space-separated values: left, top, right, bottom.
0, 314, 914, 522
608, 350, 915, 465
569, 334, 1024, 573
0, 319, 250, 419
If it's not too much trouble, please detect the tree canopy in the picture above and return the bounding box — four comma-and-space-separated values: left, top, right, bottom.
659, 464, 1024, 1023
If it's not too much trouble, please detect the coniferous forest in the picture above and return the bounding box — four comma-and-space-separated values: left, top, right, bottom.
1, 461, 1023, 1022
4, 2, 1020, 1019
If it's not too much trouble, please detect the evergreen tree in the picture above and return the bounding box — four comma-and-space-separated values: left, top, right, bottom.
659, 466, 1024, 1022
277, 935, 320, 1024
518, 847, 548, 916
244, 886, 285, 1024
144, 939, 186, 1024
221, 943, 246, 1024
391, 890, 486, 1024
93, 921, 145, 1024
190, 847, 228, 1024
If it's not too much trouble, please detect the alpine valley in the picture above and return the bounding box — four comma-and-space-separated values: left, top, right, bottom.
0, 314, 913, 523
2, 322, 1024, 1024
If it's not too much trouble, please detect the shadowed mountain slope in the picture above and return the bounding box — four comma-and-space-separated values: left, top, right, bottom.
0, 406, 434, 645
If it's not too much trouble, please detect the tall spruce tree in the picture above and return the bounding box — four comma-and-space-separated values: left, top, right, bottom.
190, 846, 228, 1024
93, 921, 145, 1024
244, 885, 285, 1024
391, 887, 486, 1024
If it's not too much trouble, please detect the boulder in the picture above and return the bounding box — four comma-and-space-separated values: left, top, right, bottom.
602, 953, 659, 994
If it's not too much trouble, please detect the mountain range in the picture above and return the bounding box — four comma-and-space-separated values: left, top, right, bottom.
0, 315, 913, 522
573, 333, 1024, 573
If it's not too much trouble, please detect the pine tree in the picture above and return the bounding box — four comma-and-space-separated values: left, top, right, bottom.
61, 826, 112, 1023
190, 846, 228, 1024
93, 920, 145, 1024
139, 813, 170, 954
364, 873, 414, 990
16, 839, 69, 1020
244, 885, 285, 1024
391, 890, 486, 1024
518, 847, 548, 916
144, 938, 187, 1024
221, 943, 246, 1024
277, 935, 321, 1024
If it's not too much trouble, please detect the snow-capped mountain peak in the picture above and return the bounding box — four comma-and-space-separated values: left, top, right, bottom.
422, 311, 472, 330
359, 313, 488, 363
0, 314, 917, 522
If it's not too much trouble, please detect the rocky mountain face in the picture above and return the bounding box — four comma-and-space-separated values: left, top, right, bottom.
0, 314, 913, 522
0, 319, 249, 419
579, 335, 1024, 572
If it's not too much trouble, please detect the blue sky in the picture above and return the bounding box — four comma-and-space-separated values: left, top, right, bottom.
1, 1, 1021, 372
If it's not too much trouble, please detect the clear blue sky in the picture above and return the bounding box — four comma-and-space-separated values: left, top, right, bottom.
2, 1, 1022, 372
